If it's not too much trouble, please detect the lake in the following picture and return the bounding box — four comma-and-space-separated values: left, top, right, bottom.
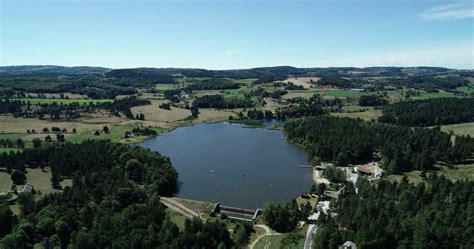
139, 122, 312, 209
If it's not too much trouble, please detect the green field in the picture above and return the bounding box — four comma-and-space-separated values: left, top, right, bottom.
7, 98, 113, 105
67, 124, 167, 144
233, 78, 257, 84
410, 91, 457, 100
324, 90, 366, 98
155, 84, 180, 91
441, 122, 474, 136
0, 147, 22, 153
254, 227, 307, 249
388, 164, 474, 183
0, 133, 26, 140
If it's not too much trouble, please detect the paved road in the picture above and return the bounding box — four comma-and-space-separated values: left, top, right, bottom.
304, 224, 318, 249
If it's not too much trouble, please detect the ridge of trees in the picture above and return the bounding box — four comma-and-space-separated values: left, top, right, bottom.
284, 116, 473, 173
379, 98, 474, 126
314, 175, 474, 249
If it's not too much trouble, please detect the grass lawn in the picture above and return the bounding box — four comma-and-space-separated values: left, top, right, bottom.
155, 84, 180, 91
410, 91, 457, 100
331, 109, 382, 121
0, 133, 27, 140
68, 124, 167, 144
8, 98, 113, 105
441, 122, 474, 137
254, 226, 307, 249
0, 147, 22, 153
166, 209, 187, 230
324, 90, 366, 99
387, 164, 474, 183
0, 171, 13, 192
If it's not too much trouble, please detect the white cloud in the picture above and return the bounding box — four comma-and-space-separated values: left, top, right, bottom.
224, 50, 240, 57
416, 2, 474, 21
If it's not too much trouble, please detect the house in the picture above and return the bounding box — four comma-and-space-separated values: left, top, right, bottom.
355, 162, 384, 178
21, 183, 34, 193
341, 241, 357, 249
316, 201, 330, 214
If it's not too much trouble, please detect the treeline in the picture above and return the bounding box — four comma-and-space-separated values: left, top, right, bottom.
379, 98, 474, 126
385, 75, 469, 90
101, 96, 150, 119
0, 99, 88, 120
0, 75, 136, 99
358, 95, 388, 106
314, 176, 474, 249
275, 94, 341, 119
285, 116, 473, 173
317, 76, 369, 89
262, 200, 311, 233
192, 95, 253, 109
105, 68, 175, 86
185, 79, 240, 91
0, 141, 247, 248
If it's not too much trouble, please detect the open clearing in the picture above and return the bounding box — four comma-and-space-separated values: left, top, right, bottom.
254, 226, 306, 249
0, 148, 22, 153
0, 167, 72, 194
441, 122, 474, 137
283, 77, 316, 89
387, 164, 474, 184
331, 109, 382, 121
131, 102, 192, 123
323, 90, 366, 99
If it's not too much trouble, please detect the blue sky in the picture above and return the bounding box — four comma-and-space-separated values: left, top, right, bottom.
1, 0, 473, 69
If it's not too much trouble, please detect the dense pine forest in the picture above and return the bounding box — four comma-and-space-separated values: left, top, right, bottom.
0, 141, 246, 248
314, 175, 474, 249
285, 116, 474, 173
379, 98, 474, 126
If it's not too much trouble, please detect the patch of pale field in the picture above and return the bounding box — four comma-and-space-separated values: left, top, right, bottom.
262, 98, 279, 109
282, 90, 319, 100
0, 115, 123, 135
23, 92, 88, 99
0, 171, 13, 192
331, 109, 382, 121
131, 104, 191, 123
282, 77, 313, 89
0, 168, 72, 194
441, 122, 474, 137
196, 108, 237, 122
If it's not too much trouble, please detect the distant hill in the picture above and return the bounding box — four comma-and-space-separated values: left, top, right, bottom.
0, 65, 111, 75
0, 65, 468, 78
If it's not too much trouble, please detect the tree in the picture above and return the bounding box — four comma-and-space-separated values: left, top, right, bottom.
32, 138, 42, 148
102, 126, 110, 134
94, 130, 101, 136
11, 170, 26, 185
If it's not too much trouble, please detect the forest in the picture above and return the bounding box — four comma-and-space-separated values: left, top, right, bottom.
313, 175, 474, 249
185, 79, 240, 91
379, 98, 474, 126
284, 116, 473, 172
0, 141, 252, 248
275, 94, 341, 119
192, 95, 253, 109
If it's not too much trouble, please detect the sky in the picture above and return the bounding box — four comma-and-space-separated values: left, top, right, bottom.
1, 0, 473, 69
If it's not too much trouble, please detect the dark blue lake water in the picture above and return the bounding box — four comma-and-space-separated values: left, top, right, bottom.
139, 122, 312, 209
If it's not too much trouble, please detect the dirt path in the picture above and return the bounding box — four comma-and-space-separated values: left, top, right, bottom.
249, 224, 280, 249
161, 197, 200, 219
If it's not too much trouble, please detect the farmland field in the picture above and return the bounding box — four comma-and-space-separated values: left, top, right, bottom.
441, 122, 474, 136
324, 90, 367, 98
